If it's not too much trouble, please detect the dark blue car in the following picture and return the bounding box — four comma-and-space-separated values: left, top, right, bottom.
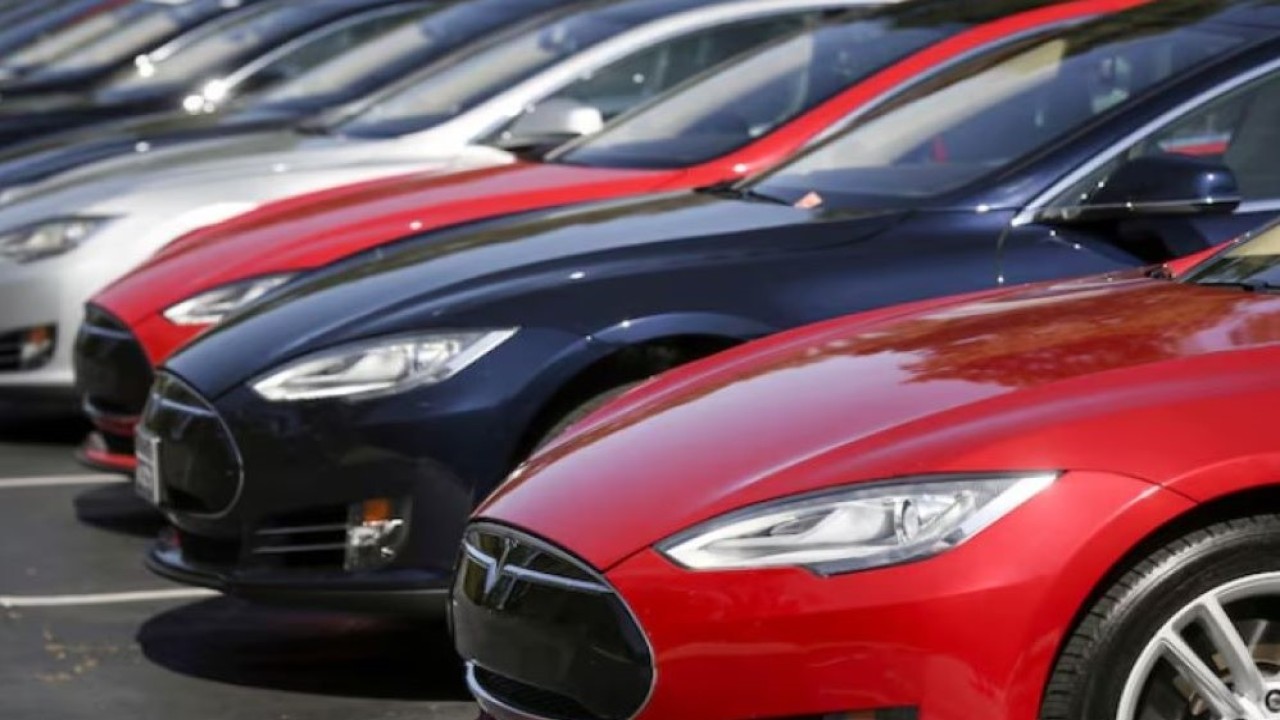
0, 0, 127, 62
0, 0, 590, 187
141, 0, 1280, 613
0, 0, 268, 98
0, 0, 443, 153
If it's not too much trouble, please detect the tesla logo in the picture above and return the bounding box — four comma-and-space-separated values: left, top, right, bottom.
481, 537, 517, 603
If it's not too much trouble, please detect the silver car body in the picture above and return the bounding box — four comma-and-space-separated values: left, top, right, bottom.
0, 0, 889, 397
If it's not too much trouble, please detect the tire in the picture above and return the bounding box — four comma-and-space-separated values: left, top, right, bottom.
532, 381, 643, 452
1041, 514, 1280, 720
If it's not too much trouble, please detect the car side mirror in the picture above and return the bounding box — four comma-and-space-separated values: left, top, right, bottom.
497, 98, 605, 156
1037, 155, 1242, 225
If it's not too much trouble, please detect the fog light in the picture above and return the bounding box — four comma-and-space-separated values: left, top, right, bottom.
344, 497, 411, 571
18, 325, 54, 369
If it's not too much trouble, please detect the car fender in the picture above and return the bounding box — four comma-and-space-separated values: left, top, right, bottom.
502, 313, 777, 447
1160, 453, 1280, 503
588, 312, 777, 348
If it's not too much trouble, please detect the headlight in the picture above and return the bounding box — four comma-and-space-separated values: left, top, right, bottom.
251, 329, 517, 402
0, 217, 111, 263
163, 274, 295, 327
660, 473, 1057, 575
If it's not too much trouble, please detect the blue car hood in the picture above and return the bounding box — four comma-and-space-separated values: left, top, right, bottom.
167, 192, 903, 398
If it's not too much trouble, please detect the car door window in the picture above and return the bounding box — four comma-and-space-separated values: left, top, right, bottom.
499, 13, 814, 135
1051, 70, 1280, 209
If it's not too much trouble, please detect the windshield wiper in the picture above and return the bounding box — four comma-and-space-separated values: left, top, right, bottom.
293, 117, 333, 136
1195, 279, 1280, 293
696, 181, 792, 206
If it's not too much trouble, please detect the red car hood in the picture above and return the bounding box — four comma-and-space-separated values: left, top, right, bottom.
95, 162, 674, 325
481, 276, 1280, 569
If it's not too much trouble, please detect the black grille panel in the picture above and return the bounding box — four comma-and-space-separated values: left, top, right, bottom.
0, 329, 21, 371
75, 306, 154, 421
141, 373, 242, 515
473, 666, 598, 720
249, 507, 348, 569
177, 529, 240, 566
453, 524, 653, 720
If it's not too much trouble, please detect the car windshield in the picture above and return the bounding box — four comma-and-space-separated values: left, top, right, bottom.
205, 4, 431, 111
99, 1, 328, 93
1185, 225, 1280, 290
12, 0, 240, 77
558, 15, 960, 169
749, 8, 1251, 211
256, 0, 509, 105
335, 9, 633, 138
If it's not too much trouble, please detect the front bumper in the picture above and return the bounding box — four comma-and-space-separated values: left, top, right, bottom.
146, 529, 447, 614
73, 305, 156, 471
139, 358, 541, 613
0, 382, 79, 416
457, 472, 1191, 720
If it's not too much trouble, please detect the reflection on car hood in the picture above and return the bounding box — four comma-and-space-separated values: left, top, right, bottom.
0, 129, 507, 206
480, 276, 1280, 569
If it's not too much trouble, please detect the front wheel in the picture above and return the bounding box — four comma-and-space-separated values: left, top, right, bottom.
1042, 515, 1280, 720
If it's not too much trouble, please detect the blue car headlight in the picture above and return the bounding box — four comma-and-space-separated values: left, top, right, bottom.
251, 329, 518, 402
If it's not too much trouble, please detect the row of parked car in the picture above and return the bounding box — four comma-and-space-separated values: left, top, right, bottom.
7, 0, 1280, 717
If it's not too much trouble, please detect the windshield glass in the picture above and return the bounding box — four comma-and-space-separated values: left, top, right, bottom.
204, 4, 429, 111
100, 1, 323, 92
0, 0, 115, 57
253, 2, 450, 104
750, 10, 1249, 210
337, 9, 632, 138
559, 16, 959, 169
15, 0, 240, 77
1185, 226, 1280, 289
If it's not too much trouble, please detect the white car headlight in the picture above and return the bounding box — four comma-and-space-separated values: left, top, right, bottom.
163, 274, 295, 326
660, 473, 1057, 575
251, 329, 518, 402
0, 217, 112, 263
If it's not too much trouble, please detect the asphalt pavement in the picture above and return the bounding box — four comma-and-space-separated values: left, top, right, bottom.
0, 413, 477, 720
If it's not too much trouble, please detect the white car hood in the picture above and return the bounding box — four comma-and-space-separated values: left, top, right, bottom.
0, 139, 517, 230
0, 128, 515, 208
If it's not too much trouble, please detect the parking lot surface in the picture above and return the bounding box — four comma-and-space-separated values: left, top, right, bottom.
0, 414, 477, 720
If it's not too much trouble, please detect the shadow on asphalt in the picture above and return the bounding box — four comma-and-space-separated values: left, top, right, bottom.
138, 598, 470, 701
74, 483, 165, 539
0, 408, 87, 445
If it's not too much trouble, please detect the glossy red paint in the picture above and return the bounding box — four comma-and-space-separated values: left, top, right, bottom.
83, 0, 1150, 465
476, 273, 1280, 719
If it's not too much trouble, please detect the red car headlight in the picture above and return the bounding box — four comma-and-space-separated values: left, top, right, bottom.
659, 472, 1057, 575
163, 273, 296, 327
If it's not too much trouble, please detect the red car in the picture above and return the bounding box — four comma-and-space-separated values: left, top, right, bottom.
453, 221, 1280, 720
74, 0, 1148, 472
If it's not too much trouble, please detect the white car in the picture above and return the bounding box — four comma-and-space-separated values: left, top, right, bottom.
0, 0, 889, 412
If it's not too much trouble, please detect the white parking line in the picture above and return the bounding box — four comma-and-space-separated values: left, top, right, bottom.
0, 474, 127, 490
0, 588, 218, 609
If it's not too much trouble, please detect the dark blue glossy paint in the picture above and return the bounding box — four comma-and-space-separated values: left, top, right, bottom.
0, 0, 272, 98
0, 0, 420, 152
0, 0, 118, 60
160, 2, 1280, 600
0, 0, 589, 185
